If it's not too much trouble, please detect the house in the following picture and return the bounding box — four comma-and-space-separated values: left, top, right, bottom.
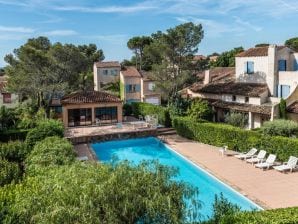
0, 76, 18, 108
61, 90, 122, 127
120, 66, 161, 105
185, 45, 298, 129
93, 61, 121, 90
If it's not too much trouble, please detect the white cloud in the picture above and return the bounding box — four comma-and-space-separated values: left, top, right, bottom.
0, 25, 34, 33
43, 29, 78, 36
233, 16, 263, 32
85, 34, 129, 45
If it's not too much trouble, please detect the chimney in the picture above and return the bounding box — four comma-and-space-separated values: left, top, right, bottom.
267, 45, 277, 96
204, 70, 211, 85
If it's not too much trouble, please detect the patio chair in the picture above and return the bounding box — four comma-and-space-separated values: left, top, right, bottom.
273, 156, 298, 173
234, 148, 258, 160
255, 154, 276, 170
246, 150, 267, 164
77, 156, 88, 161
219, 146, 228, 156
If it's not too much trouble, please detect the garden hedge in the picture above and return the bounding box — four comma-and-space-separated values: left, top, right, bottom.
227, 207, 298, 224
0, 129, 28, 142
131, 102, 171, 127
172, 116, 298, 162
0, 141, 29, 163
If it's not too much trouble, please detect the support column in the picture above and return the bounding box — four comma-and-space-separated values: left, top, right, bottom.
248, 112, 254, 130
92, 107, 95, 125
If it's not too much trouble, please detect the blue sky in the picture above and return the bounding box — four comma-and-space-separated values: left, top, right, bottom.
0, 0, 298, 67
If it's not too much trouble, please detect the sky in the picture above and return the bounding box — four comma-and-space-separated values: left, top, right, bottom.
0, 0, 298, 67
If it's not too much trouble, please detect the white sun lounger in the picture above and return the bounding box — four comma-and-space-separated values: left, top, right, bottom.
246, 150, 266, 164
255, 154, 276, 170
273, 156, 298, 173
234, 148, 258, 160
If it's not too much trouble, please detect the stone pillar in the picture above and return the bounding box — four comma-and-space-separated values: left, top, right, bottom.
248, 112, 254, 129
117, 104, 123, 123
204, 70, 211, 85
62, 106, 68, 127
92, 106, 95, 125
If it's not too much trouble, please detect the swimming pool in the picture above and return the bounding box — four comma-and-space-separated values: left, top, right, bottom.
92, 137, 261, 220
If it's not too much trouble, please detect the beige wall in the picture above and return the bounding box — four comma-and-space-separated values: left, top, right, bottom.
94, 65, 120, 90
62, 102, 123, 127
120, 74, 141, 102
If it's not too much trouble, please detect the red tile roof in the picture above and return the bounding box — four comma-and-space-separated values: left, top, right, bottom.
95, 61, 120, 68
191, 82, 269, 97
236, 46, 286, 57
121, 66, 141, 78
287, 101, 298, 114
193, 55, 207, 60
61, 91, 122, 105
211, 100, 272, 115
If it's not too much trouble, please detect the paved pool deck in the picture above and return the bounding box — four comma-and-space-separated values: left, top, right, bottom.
164, 135, 298, 209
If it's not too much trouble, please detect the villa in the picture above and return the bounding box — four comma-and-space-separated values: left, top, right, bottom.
185, 45, 298, 129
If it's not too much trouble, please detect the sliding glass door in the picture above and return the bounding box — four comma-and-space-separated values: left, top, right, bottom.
95, 107, 118, 125
68, 108, 92, 127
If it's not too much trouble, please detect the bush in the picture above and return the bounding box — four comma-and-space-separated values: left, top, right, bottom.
123, 103, 133, 116
224, 112, 248, 128
187, 99, 213, 121
0, 141, 29, 163
0, 129, 29, 142
0, 159, 21, 186
172, 116, 298, 161
259, 119, 298, 137
131, 102, 172, 127
25, 136, 75, 175
0, 161, 200, 223
25, 119, 64, 148
279, 98, 287, 119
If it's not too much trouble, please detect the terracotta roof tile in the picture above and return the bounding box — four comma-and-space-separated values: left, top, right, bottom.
191, 82, 269, 97
121, 66, 141, 78
211, 100, 272, 115
196, 67, 235, 83
287, 101, 298, 114
193, 55, 207, 60
95, 61, 120, 68
61, 91, 121, 105
236, 46, 286, 57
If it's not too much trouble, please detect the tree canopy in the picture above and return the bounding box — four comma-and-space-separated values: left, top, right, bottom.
211, 47, 244, 67
285, 37, 298, 52
4, 37, 104, 108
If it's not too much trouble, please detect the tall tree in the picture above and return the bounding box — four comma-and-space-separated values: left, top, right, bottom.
285, 37, 298, 52
150, 22, 204, 100
127, 36, 152, 70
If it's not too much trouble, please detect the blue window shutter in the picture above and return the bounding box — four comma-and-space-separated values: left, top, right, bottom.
244, 62, 248, 73
135, 84, 141, 92
294, 59, 298, 71
278, 60, 286, 71
126, 85, 130, 93
247, 61, 254, 74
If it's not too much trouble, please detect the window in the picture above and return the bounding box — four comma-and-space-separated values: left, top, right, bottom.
95, 107, 118, 124
232, 95, 236, 102
68, 108, 92, 127
278, 60, 287, 71
278, 85, 290, 98
148, 82, 155, 91
245, 61, 254, 74
245, 97, 249, 103
129, 84, 136, 93
2, 93, 11, 104
102, 70, 108, 75
111, 69, 118, 76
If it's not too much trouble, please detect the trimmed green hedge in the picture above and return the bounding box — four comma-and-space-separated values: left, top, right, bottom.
226, 207, 298, 224
0, 129, 29, 142
172, 116, 298, 161
131, 102, 171, 127
0, 141, 29, 163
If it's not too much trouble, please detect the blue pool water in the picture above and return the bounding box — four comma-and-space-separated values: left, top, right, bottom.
92, 137, 261, 220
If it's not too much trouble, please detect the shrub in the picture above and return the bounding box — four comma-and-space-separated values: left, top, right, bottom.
259, 119, 298, 137
25, 136, 75, 175
224, 112, 248, 128
172, 116, 298, 161
279, 98, 287, 119
0, 106, 17, 130
0, 159, 21, 186
0, 129, 29, 142
0, 161, 200, 223
0, 141, 29, 163
131, 102, 171, 127
25, 119, 64, 148
187, 99, 213, 121
123, 103, 133, 116
168, 94, 191, 116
